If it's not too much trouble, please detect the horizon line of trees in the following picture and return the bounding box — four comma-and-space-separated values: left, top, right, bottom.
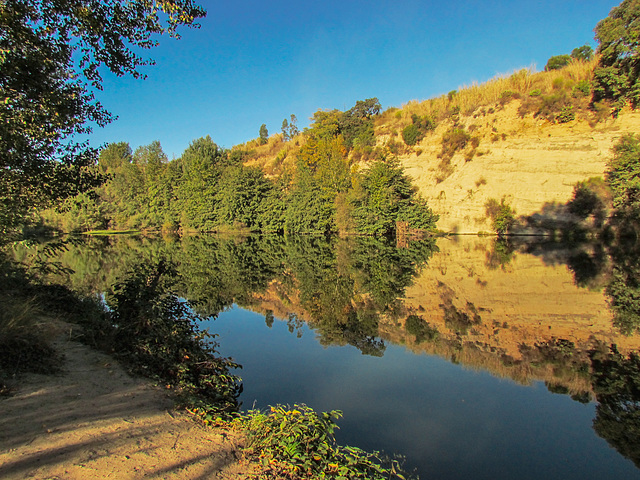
41, 98, 439, 236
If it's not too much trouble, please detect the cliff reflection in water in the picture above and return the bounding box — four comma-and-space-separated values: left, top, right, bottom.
13, 233, 640, 469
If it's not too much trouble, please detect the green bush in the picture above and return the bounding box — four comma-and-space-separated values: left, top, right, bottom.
402, 124, 421, 146
537, 91, 570, 122
556, 105, 576, 123
239, 404, 410, 479
568, 177, 611, 222
401, 114, 436, 146
405, 315, 439, 343
545, 54, 571, 71
572, 80, 591, 98
571, 44, 594, 62
485, 197, 516, 235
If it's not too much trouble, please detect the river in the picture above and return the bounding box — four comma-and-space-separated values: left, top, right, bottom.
14, 233, 640, 479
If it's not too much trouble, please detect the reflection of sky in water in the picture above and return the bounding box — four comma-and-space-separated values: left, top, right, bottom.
205, 305, 640, 480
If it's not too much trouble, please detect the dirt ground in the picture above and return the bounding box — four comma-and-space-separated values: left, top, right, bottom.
0, 321, 258, 480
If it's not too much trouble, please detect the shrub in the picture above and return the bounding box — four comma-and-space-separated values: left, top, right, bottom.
571, 44, 594, 62
572, 80, 591, 98
545, 54, 571, 71
239, 404, 409, 479
440, 127, 470, 160
402, 123, 421, 146
475, 177, 487, 187
568, 177, 611, 222
401, 114, 436, 146
405, 315, 439, 343
499, 90, 520, 105
485, 197, 516, 235
537, 91, 570, 122
529, 89, 542, 97
556, 105, 576, 123
435, 159, 455, 183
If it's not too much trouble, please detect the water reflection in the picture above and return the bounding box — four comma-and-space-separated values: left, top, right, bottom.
11, 233, 640, 476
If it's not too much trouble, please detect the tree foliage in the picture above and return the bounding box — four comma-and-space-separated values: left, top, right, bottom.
281, 114, 299, 141
259, 124, 269, 145
607, 133, 640, 213
351, 158, 438, 236
545, 54, 571, 71
0, 0, 205, 235
485, 197, 516, 235
571, 44, 594, 61
594, 0, 640, 106
41, 97, 437, 237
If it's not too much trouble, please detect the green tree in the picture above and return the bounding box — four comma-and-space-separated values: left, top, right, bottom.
175, 136, 227, 231
0, 0, 205, 236
98, 142, 133, 174
545, 54, 571, 71
571, 44, 594, 61
594, 0, 640, 106
259, 124, 269, 145
606, 133, 640, 213
215, 166, 272, 230
288, 114, 299, 138
351, 157, 438, 236
134, 141, 169, 227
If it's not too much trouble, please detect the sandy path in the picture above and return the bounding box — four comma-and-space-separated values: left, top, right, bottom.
0, 322, 257, 479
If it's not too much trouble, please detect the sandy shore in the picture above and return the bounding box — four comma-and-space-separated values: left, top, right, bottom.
0, 321, 257, 479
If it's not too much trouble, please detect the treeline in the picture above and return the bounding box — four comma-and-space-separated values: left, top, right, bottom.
42, 98, 437, 236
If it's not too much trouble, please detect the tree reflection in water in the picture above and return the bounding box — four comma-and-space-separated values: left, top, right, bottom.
591, 346, 640, 468
11, 232, 640, 470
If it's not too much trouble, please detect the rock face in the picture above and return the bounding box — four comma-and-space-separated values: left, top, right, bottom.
397, 104, 640, 233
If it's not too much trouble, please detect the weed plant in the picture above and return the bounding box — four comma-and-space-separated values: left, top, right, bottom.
237, 404, 412, 479
0, 259, 64, 394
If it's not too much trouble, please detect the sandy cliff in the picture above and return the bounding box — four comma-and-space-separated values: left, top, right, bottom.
394, 104, 640, 233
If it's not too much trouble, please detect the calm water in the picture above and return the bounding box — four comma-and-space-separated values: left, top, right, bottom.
16, 234, 640, 479
209, 306, 637, 480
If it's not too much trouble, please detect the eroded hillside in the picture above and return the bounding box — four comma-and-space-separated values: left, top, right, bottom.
240, 62, 640, 234
393, 105, 640, 233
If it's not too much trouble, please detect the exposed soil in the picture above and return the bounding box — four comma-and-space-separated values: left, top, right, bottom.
0, 321, 258, 480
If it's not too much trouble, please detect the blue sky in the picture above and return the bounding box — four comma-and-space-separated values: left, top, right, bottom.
88, 0, 619, 159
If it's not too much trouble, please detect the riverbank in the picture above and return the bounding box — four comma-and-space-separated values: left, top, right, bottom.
0, 318, 258, 480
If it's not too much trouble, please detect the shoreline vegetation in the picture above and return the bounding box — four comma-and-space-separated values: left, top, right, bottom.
0, 252, 415, 479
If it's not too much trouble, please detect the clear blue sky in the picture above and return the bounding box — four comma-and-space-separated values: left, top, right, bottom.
88, 0, 620, 159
